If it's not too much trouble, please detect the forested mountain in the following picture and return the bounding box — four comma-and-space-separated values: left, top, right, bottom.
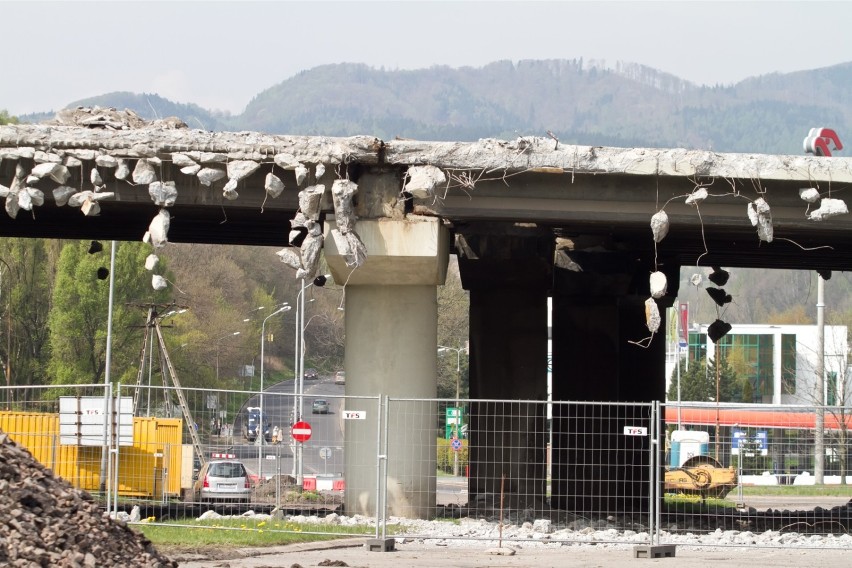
22, 59, 852, 155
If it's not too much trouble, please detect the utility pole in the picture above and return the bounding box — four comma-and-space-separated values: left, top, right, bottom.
815, 273, 826, 484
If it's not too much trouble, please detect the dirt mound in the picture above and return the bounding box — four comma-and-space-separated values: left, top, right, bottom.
0, 431, 177, 567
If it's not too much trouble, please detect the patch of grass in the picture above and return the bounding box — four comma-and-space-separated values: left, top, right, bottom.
136, 517, 377, 547
664, 493, 738, 511
737, 485, 852, 497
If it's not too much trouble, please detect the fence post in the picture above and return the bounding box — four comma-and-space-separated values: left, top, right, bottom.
367, 394, 394, 552
648, 401, 657, 545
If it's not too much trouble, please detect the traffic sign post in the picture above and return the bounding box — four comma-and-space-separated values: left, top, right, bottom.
291, 421, 312, 442
445, 407, 464, 439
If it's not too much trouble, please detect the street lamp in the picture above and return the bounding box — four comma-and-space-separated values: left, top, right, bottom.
293, 274, 330, 484
215, 331, 241, 382
439, 344, 467, 476
258, 305, 291, 478
243, 305, 266, 322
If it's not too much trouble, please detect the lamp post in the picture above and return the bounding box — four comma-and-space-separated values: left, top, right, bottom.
439, 344, 467, 476
215, 332, 240, 382
257, 305, 291, 478
243, 305, 266, 322
293, 274, 330, 484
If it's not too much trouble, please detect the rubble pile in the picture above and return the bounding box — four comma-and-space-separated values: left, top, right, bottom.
0, 431, 176, 567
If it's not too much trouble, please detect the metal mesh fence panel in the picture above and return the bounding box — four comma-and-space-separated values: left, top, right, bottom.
661, 401, 852, 547
385, 397, 656, 546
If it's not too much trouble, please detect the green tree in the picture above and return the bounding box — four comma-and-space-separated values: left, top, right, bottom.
0, 238, 61, 390
0, 110, 18, 125
668, 354, 745, 402
47, 241, 171, 387
437, 258, 469, 400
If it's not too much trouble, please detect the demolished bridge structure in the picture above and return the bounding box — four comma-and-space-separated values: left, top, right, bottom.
3, 111, 852, 517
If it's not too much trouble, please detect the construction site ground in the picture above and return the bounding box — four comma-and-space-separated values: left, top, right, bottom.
168, 538, 851, 568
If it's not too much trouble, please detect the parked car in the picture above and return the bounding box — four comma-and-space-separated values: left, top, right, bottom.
304, 368, 319, 380
312, 399, 330, 414
334, 370, 345, 385
193, 459, 252, 503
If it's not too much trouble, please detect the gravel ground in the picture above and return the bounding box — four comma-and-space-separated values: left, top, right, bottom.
170, 511, 852, 568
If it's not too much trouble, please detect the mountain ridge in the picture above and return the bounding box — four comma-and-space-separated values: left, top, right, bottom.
14, 58, 852, 155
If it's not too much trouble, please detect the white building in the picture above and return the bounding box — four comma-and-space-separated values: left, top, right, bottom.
667, 323, 849, 406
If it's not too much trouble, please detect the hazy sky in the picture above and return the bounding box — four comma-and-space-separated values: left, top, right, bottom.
4, 1, 852, 116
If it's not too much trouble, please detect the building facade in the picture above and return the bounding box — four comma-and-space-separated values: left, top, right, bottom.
668, 323, 849, 406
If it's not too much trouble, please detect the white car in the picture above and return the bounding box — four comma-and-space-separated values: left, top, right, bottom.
194, 459, 252, 503
334, 370, 345, 385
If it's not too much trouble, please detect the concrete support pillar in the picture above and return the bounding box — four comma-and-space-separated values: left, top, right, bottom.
468, 288, 549, 511
324, 216, 449, 519
457, 231, 553, 513
550, 294, 668, 514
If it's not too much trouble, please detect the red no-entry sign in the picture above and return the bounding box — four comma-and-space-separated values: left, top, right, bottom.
291, 421, 312, 442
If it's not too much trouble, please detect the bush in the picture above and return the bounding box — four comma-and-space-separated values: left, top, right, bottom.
437, 438, 468, 474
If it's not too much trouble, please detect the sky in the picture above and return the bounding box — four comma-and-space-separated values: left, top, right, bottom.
3, 1, 852, 116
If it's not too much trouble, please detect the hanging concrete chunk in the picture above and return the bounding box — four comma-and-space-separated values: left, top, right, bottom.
64, 155, 83, 169
145, 254, 159, 271
799, 187, 821, 203
315, 163, 326, 179
644, 297, 661, 333
344, 231, 367, 268
747, 197, 773, 242
17, 188, 32, 211
649, 271, 667, 299
67, 190, 113, 208
706, 287, 732, 306
330, 229, 353, 266
404, 165, 447, 199
331, 179, 358, 233
685, 186, 708, 206
222, 178, 239, 200
808, 198, 848, 221
52, 185, 75, 206
132, 159, 157, 185
80, 196, 100, 216
90, 168, 103, 187
151, 274, 168, 291
180, 164, 201, 176
199, 152, 227, 164
197, 167, 226, 187
707, 319, 732, 343
275, 247, 302, 270
95, 154, 117, 168
30, 162, 71, 184
708, 266, 730, 286
273, 152, 300, 170
34, 150, 61, 164
4, 190, 19, 218
294, 164, 308, 186
650, 210, 669, 243
554, 249, 583, 272
115, 159, 130, 180
299, 184, 326, 220
171, 153, 197, 168
23, 188, 44, 210
298, 231, 324, 279
265, 172, 285, 198
226, 159, 260, 181
149, 181, 178, 207
144, 209, 171, 248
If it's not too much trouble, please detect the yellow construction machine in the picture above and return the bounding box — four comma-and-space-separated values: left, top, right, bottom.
664, 430, 737, 500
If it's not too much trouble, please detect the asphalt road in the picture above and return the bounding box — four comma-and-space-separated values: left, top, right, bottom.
230, 375, 345, 480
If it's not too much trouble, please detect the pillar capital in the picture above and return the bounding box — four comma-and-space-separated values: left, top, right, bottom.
324, 215, 449, 286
